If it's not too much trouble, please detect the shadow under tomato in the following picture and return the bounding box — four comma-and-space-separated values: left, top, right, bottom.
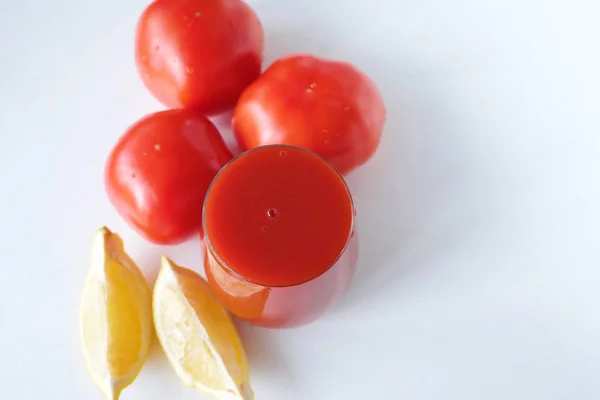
259, 23, 478, 314
210, 111, 244, 156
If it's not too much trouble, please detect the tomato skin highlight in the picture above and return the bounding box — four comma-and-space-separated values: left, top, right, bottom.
105, 109, 233, 245
135, 0, 264, 115
232, 54, 386, 175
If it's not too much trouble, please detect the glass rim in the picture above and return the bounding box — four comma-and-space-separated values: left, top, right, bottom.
202, 144, 356, 289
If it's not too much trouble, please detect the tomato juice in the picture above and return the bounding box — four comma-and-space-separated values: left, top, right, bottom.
203, 144, 358, 328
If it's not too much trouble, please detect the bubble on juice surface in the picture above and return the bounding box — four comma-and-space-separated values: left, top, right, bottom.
267, 208, 278, 218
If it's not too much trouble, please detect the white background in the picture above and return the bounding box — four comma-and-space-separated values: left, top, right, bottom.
1, 0, 599, 399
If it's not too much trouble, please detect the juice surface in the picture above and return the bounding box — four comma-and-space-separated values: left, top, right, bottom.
203, 145, 354, 287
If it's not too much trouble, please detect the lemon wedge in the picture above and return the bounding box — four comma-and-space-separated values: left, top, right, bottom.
153, 256, 253, 400
79, 227, 152, 400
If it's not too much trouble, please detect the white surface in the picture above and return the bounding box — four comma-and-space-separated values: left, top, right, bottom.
1, 0, 599, 399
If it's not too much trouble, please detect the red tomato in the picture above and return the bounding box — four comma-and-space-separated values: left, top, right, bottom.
232, 54, 386, 175
105, 109, 232, 245
135, 0, 264, 115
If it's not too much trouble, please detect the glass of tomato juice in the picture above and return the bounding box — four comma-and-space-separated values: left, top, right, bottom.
202, 144, 358, 328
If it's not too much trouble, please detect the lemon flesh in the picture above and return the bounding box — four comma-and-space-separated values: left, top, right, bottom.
153, 256, 253, 400
79, 227, 152, 400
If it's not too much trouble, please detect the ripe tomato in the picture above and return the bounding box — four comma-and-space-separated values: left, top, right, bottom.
135, 0, 264, 115
232, 54, 386, 175
105, 109, 232, 245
